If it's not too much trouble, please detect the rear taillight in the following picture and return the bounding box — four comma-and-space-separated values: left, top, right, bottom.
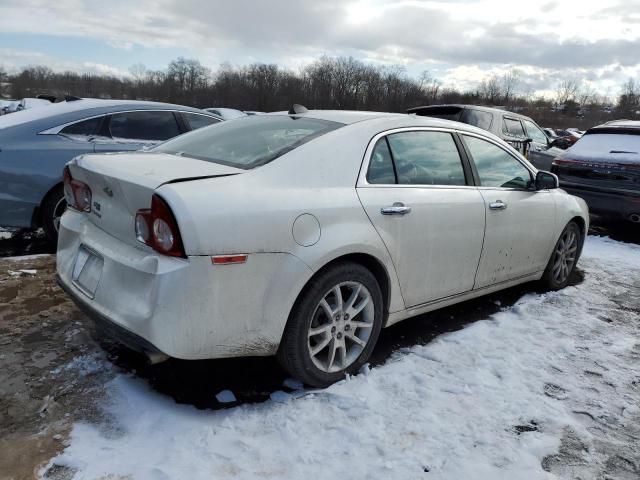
63, 166, 92, 212
135, 194, 186, 258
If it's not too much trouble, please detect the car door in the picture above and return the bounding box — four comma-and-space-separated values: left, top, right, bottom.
93, 110, 184, 152
522, 118, 555, 170
460, 133, 557, 288
357, 129, 486, 308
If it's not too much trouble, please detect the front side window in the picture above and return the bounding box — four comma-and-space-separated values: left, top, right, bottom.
503, 118, 525, 137
386, 131, 467, 186
154, 115, 343, 169
460, 109, 493, 131
109, 111, 181, 141
523, 119, 548, 144
60, 116, 102, 137
464, 135, 532, 189
183, 113, 221, 131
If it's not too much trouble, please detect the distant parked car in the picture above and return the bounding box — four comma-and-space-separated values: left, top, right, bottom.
543, 128, 559, 139
57, 109, 588, 387
204, 107, 247, 120
407, 104, 562, 170
0, 99, 222, 242
16, 97, 54, 111
0, 100, 19, 114
551, 120, 640, 224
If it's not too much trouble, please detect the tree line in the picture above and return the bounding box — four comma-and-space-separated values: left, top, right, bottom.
1, 56, 638, 128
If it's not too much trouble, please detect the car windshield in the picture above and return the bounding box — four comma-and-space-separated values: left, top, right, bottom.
154, 115, 343, 169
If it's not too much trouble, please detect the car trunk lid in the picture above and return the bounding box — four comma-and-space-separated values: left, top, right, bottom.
67, 151, 244, 247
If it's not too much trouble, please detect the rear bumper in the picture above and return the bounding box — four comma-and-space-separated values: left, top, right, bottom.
56, 209, 313, 359
560, 184, 640, 221
56, 273, 164, 355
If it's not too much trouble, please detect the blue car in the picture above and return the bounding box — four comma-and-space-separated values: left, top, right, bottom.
0, 99, 222, 242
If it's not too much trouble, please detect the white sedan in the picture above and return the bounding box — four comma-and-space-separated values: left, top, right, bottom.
57, 108, 589, 387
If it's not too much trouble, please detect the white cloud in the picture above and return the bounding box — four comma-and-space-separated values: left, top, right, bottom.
0, 0, 639, 96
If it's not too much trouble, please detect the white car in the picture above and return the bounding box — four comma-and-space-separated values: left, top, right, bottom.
57, 108, 589, 387
204, 107, 247, 120
16, 97, 53, 111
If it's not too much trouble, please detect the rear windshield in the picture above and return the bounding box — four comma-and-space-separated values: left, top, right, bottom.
570, 133, 640, 163
154, 115, 343, 169
413, 107, 462, 122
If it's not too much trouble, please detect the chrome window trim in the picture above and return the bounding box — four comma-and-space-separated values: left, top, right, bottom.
357, 126, 536, 190
38, 109, 220, 135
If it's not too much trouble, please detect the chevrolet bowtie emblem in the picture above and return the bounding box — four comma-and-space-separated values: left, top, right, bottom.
103, 186, 113, 197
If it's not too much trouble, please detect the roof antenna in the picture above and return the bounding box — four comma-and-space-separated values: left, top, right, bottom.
288, 104, 308, 115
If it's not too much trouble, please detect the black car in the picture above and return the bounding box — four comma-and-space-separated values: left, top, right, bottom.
551, 120, 640, 224
407, 104, 563, 170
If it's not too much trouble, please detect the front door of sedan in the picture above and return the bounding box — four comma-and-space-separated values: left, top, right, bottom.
357, 130, 486, 308
460, 134, 557, 289
523, 119, 555, 170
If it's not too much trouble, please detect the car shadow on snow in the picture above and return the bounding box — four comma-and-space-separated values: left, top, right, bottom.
100, 268, 585, 411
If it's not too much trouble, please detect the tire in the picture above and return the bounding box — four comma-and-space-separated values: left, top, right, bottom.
42, 185, 67, 246
277, 262, 384, 388
540, 221, 582, 290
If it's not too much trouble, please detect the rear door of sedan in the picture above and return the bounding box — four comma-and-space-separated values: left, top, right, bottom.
357, 128, 486, 308
459, 133, 557, 288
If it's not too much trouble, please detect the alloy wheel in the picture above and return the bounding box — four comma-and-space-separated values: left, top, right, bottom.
307, 281, 375, 373
552, 227, 578, 284
52, 197, 67, 233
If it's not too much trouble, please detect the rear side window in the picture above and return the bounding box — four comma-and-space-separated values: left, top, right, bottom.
183, 113, 221, 131
503, 118, 525, 137
109, 111, 181, 141
60, 117, 102, 137
367, 138, 396, 184
386, 131, 467, 186
154, 116, 343, 169
460, 109, 493, 131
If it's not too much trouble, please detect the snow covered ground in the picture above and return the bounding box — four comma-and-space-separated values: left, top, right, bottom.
42, 237, 640, 479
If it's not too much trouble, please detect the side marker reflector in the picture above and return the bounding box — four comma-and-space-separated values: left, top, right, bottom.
211, 254, 248, 265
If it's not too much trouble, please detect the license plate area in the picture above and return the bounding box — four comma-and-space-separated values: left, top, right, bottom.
72, 245, 104, 299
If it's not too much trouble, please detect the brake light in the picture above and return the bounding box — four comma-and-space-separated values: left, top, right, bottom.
135, 194, 186, 258
63, 166, 92, 212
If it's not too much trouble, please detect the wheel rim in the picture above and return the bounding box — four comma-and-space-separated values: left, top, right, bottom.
307, 281, 375, 373
552, 227, 578, 284
52, 197, 67, 233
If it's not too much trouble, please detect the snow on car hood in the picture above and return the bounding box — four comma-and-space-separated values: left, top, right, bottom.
72, 151, 245, 190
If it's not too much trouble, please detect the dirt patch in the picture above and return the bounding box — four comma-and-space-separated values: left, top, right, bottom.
0, 255, 114, 480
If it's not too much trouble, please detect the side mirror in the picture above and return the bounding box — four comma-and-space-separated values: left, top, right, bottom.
535, 171, 559, 190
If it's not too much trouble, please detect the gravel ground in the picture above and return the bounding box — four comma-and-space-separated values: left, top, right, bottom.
0, 223, 638, 480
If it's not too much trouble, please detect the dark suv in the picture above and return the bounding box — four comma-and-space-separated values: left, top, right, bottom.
408, 104, 561, 170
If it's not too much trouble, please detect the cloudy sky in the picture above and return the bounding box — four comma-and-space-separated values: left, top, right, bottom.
1, 0, 639, 98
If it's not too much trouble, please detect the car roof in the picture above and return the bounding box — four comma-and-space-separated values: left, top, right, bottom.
407, 104, 535, 122
586, 120, 640, 136
264, 109, 501, 141
267, 109, 406, 125
0, 98, 218, 131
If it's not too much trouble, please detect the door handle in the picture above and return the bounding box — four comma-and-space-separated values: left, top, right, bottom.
381, 202, 412, 215
489, 200, 507, 210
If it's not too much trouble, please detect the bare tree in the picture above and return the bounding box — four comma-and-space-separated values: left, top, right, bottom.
555, 79, 579, 106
